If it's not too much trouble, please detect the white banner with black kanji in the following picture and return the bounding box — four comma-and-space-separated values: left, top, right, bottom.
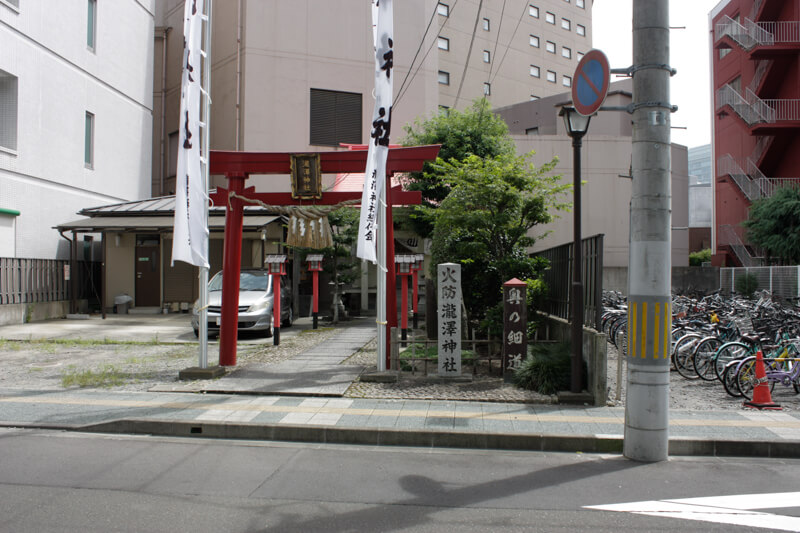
356, 0, 393, 263
172, 0, 209, 268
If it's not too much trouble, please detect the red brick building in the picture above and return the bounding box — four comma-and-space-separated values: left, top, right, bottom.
711, 0, 800, 266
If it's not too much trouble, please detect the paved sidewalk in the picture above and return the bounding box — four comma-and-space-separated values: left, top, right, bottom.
2, 316, 800, 458
1, 387, 800, 457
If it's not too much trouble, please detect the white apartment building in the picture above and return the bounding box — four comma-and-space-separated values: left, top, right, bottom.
0, 0, 154, 259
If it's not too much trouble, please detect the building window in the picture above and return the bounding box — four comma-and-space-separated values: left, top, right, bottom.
719, 48, 731, 59
483, 50, 491, 63
546, 70, 556, 83
563, 0, 570, 3
577, 0, 585, 8
561, 18, 571, 31
562, 46, 571, 59
577, 24, 586, 36
84, 112, 94, 168
546, 41, 555, 53
483, 83, 491, 96
87, 0, 97, 51
577, 51, 584, 61
437, 2, 449, 16
530, 95, 540, 101
309, 88, 362, 147
0, 70, 18, 152
529, 35, 539, 47
530, 65, 540, 77
483, 18, 490, 31
545, 11, 555, 24
529, 5, 539, 17
438, 70, 450, 85
438, 36, 449, 50
526, 127, 539, 135
563, 75, 572, 87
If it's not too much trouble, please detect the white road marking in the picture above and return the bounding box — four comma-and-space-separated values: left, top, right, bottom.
586, 492, 800, 532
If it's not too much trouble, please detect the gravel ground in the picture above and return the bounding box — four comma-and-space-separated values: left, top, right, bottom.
1, 328, 798, 410
0, 328, 341, 392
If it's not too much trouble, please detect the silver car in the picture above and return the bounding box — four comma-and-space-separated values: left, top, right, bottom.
191, 269, 293, 337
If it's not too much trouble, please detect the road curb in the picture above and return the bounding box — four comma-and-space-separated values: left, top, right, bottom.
11, 418, 789, 458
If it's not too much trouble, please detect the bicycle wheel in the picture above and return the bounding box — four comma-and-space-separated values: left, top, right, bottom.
692, 337, 722, 381
736, 357, 776, 401
722, 359, 742, 398
713, 342, 751, 382
672, 333, 702, 380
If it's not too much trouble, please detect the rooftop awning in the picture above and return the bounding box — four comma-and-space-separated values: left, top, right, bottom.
56, 215, 280, 233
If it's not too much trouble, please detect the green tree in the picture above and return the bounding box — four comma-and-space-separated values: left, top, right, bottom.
430, 153, 570, 326
399, 98, 517, 236
742, 186, 800, 264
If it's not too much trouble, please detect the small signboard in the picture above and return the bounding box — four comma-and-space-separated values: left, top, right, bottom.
438, 263, 462, 376
290, 154, 322, 200
503, 278, 528, 381
571, 49, 610, 116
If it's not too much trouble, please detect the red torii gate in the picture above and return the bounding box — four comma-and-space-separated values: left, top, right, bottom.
209, 145, 440, 366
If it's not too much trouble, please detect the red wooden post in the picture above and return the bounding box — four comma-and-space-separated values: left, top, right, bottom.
401, 273, 409, 340
272, 271, 281, 345
312, 270, 319, 328
219, 174, 247, 366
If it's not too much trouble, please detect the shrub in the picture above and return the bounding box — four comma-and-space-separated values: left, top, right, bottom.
689, 248, 712, 266
734, 272, 759, 299
513, 342, 578, 395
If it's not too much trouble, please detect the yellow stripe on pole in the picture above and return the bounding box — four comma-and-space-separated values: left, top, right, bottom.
640, 302, 648, 359
663, 301, 671, 359
654, 302, 660, 360
630, 302, 637, 358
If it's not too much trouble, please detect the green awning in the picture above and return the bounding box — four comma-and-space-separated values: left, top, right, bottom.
0, 208, 20, 217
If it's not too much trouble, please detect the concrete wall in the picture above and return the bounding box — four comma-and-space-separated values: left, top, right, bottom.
602, 266, 721, 295
0, 301, 69, 326
0, 0, 154, 259
535, 313, 607, 407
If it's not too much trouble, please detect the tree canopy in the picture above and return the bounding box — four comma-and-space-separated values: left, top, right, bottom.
742, 186, 800, 264
429, 152, 569, 324
400, 98, 517, 236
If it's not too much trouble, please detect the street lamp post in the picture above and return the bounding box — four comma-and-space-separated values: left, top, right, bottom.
560, 106, 592, 394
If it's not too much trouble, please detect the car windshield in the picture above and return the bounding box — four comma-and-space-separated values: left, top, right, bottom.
207, 271, 272, 292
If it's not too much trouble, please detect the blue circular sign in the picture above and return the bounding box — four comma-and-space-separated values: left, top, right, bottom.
572, 49, 610, 116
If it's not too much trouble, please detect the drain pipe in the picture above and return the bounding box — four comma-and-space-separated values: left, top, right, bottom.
156, 26, 172, 196
235, 0, 242, 150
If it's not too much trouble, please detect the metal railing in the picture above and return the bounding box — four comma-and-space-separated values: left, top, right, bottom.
749, 59, 773, 93
761, 97, 800, 121
0, 258, 99, 306
751, 134, 774, 164
533, 234, 604, 331
721, 266, 800, 300
718, 154, 763, 201
718, 225, 762, 267
749, 0, 764, 22
716, 15, 757, 49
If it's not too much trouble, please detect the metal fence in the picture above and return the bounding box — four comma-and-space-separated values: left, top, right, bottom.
720, 266, 800, 300
0, 258, 100, 305
533, 234, 604, 331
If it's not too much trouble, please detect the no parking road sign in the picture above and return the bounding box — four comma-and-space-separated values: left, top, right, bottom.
572, 49, 610, 116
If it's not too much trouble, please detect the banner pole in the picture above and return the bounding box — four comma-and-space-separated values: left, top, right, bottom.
198, 0, 213, 368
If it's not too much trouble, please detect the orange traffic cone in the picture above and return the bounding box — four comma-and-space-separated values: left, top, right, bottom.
743, 350, 782, 410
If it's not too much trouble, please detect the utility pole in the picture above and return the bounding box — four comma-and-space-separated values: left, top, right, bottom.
624, 0, 672, 462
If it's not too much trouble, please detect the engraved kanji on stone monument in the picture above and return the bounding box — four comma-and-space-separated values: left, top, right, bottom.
438, 263, 462, 376
503, 278, 528, 381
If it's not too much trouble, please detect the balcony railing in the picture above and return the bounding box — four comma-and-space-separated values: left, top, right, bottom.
716, 14, 800, 50
717, 84, 800, 126
718, 154, 800, 202
748, 59, 773, 92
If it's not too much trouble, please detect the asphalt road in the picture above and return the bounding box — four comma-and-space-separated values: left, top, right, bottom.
1, 429, 799, 532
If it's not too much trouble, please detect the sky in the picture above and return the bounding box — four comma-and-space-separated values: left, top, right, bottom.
591, 0, 723, 149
